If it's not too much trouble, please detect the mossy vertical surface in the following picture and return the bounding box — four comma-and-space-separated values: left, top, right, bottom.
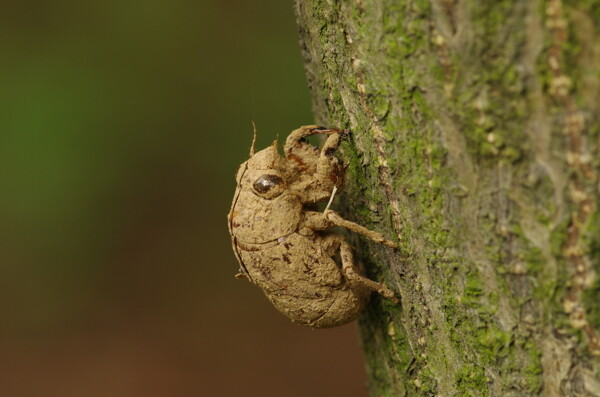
296, 0, 600, 395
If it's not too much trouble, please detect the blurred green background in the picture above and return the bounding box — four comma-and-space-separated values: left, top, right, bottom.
0, 1, 368, 396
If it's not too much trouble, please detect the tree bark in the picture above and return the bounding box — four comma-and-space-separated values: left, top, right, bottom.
294, 0, 600, 395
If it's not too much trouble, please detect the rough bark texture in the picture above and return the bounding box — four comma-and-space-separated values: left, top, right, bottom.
294, 0, 600, 395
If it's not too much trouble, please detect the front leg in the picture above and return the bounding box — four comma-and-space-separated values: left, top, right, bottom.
284, 125, 347, 156
284, 125, 345, 177
286, 126, 348, 203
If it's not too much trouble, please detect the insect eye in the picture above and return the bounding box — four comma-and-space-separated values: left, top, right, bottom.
253, 174, 285, 197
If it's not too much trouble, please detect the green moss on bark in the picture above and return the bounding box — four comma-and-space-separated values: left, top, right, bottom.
295, 0, 600, 394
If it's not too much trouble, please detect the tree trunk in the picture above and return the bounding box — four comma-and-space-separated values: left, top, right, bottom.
294, 0, 600, 395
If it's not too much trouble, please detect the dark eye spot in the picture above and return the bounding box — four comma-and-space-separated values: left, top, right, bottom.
253, 174, 284, 194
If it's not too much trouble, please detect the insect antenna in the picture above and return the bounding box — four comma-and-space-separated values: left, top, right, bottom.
250, 121, 257, 157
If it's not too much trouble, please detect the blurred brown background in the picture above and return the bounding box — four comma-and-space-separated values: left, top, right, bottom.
0, 1, 368, 396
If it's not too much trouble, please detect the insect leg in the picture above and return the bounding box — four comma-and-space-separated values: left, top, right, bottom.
300, 211, 332, 232
313, 133, 344, 185
339, 240, 399, 303
284, 125, 347, 155
324, 210, 399, 248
